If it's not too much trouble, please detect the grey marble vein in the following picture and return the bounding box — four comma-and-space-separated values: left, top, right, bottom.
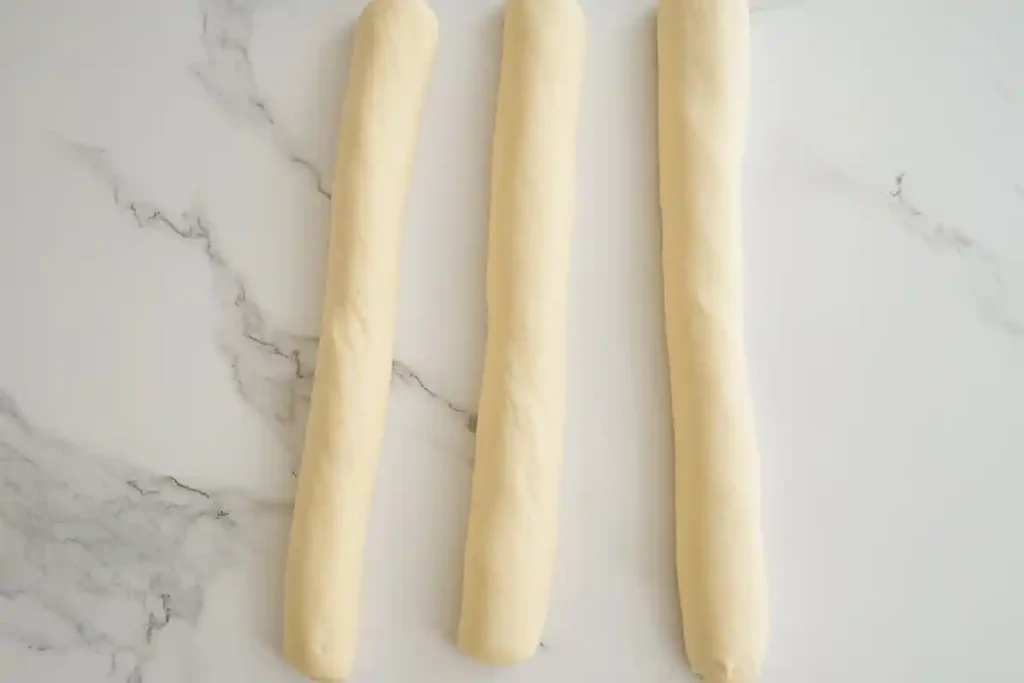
786, 138, 1023, 339
192, 0, 332, 199
68, 143, 474, 453
69, 142, 318, 453
888, 172, 1024, 336
393, 360, 477, 433
192, 0, 272, 126
0, 389, 239, 683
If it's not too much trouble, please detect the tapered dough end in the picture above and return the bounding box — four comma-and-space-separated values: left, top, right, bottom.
685, 612, 766, 683
457, 627, 536, 667
283, 608, 354, 681
282, 640, 350, 683
697, 659, 760, 683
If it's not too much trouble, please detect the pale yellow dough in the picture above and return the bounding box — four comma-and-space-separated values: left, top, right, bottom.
457, 0, 585, 666
282, 0, 437, 679
657, 1, 768, 682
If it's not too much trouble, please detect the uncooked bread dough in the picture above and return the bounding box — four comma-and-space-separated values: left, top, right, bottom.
458, 0, 585, 666
657, 1, 768, 682
282, 0, 437, 679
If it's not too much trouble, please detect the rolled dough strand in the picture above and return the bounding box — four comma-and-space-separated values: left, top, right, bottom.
657, 1, 768, 682
282, 0, 437, 679
457, 0, 585, 666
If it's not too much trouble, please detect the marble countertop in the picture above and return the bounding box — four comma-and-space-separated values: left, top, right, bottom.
3, 0, 1023, 681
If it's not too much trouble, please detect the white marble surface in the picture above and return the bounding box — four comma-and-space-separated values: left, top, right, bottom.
2, 0, 1023, 681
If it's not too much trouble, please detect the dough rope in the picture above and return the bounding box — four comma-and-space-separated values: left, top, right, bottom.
658, 1, 768, 682
457, 0, 586, 666
282, 0, 437, 679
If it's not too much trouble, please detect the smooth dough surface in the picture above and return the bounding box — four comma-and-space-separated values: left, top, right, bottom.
457, 0, 585, 666
657, 1, 768, 682
282, 0, 437, 679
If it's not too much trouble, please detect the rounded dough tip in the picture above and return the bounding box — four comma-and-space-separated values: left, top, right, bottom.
363, 0, 438, 31
282, 642, 352, 682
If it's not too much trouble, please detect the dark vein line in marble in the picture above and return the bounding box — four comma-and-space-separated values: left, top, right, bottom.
288, 153, 332, 199
193, 0, 273, 127
166, 475, 211, 499
67, 142, 474, 440
788, 139, 1023, 338
889, 172, 976, 253
192, 0, 332, 199
393, 360, 478, 433
144, 594, 172, 644
126, 480, 154, 496
68, 141, 318, 446
889, 171, 1024, 337
0, 389, 240, 675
